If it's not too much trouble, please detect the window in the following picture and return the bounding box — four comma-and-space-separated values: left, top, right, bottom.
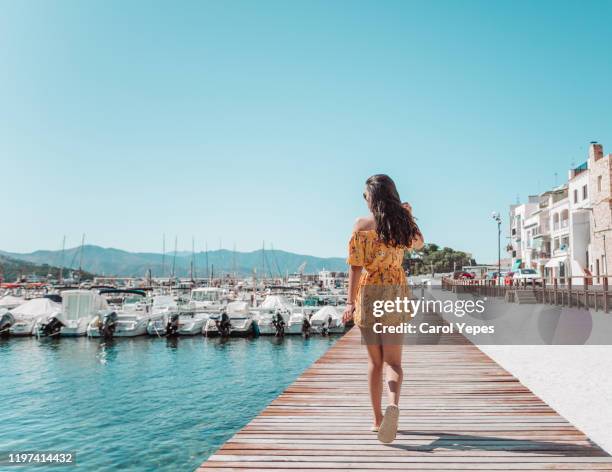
598, 175, 602, 192
560, 236, 569, 250
574, 189, 578, 203
561, 209, 569, 228
583, 184, 588, 199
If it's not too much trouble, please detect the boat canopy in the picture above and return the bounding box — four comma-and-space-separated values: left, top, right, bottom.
311, 306, 341, 323
10, 298, 61, 319
226, 301, 249, 315
62, 290, 108, 320
0, 295, 25, 309
99, 289, 146, 297
259, 295, 292, 311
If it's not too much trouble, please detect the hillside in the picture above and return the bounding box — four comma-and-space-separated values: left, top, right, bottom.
0, 246, 347, 278
0, 255, 95, 282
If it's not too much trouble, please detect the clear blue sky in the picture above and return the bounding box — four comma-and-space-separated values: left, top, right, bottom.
2, 0, 612, 262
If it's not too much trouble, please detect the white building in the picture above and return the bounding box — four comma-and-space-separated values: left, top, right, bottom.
509, 171, 589, 284
567, 162, 591, 281
509, 196, 539, 270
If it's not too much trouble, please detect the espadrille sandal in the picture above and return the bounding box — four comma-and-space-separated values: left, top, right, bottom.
377, 405, 399, 443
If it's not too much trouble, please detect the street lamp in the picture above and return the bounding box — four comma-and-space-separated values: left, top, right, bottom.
491, 212, 502, 284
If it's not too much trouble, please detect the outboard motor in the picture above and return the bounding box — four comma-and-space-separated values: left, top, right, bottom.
100, 311, 118, 339
273, 312, 285, 338
321, 315, 333, 337
38, 315, 64, 337
165, 313, 180, 337
0, 310, 15, 337
218, 311, 231, 337
301, 316, 311, 339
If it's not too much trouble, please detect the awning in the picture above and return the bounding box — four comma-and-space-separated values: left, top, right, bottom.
512, 259, 522, 270
545, 256, 567, 268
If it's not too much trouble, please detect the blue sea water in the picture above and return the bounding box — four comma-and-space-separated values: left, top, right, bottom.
0, 335, 340, 471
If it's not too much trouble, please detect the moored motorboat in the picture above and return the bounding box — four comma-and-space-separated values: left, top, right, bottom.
89, 289, 160, 338
203, 301, 254, 337
8, 297, 62, 337
252, 295, 293, 335
189, 287, 228, 314
310, 306, 345, 335
147, 295, 207, 336
37, 290, 108, 337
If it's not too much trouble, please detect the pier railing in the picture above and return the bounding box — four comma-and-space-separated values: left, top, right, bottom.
441, 276, 612, 313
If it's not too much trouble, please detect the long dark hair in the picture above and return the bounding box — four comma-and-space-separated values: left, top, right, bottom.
365, 174, 422, 247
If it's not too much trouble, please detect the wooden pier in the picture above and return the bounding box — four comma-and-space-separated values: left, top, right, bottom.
198, 322, 612, 471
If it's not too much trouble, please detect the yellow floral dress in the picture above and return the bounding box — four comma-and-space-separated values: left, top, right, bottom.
347, 229, 413, 328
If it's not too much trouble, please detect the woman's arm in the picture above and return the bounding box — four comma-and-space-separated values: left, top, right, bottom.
343, 264, 362, 323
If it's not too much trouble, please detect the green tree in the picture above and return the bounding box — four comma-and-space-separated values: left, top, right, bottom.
403, 244, 475, 275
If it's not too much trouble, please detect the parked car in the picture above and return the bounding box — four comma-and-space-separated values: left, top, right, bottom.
453, 271, 475, 280
513, 268, 541, 286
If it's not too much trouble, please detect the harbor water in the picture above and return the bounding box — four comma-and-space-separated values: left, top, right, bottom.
0, 335, 340, 471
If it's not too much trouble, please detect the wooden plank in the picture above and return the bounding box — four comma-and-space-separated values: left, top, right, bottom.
197, 318, 612, 471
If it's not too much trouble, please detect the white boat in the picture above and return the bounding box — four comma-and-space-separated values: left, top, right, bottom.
7, 297, 62, 336
286, 312, 306, 335
147, 296, 207, 336
189, 287, 227, 314
147, 295, 179, 336
252, 295, 293, 335
176, 312, 208, 335
89, 289, 161, 338
203, 301, 254, 337
37, 290, 108, 337
310, 306, 345, 335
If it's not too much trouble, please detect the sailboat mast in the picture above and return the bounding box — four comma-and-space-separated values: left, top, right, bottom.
232, 243, 236, 281
59, 235, 66, 284
171, 236, 177, 280
205, 241, 209, 282
78, 234, 85, 283
162, 233, 166, 278
191, 237, 195, 283
261, 241, 265, 285
193, 237, 197, 282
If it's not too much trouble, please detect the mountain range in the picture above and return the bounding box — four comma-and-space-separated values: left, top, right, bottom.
0, 245, 347, 278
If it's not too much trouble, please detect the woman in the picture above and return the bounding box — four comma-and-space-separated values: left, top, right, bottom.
342, 174, 423, 444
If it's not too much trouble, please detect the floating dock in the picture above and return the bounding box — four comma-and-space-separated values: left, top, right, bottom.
198, 319, 612, 471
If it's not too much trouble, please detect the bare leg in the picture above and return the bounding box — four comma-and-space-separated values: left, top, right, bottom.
361, 329, 384, 428
382, 338, 404, 407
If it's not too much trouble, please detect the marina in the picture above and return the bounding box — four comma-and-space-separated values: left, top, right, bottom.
0, 275, 348, 341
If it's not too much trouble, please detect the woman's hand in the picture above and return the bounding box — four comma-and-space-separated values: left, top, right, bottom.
342, 304, 355, 324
